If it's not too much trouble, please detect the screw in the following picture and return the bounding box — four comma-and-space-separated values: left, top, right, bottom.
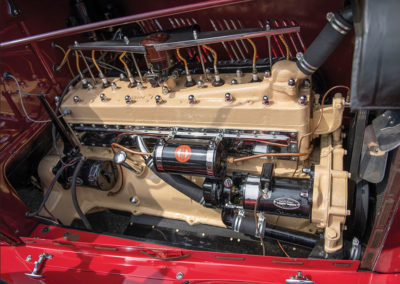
176, 272, 184, 280
225, 93, 232, 102
231, 78, 238, 85
262, 95, 269, 105
155, 95, 162, 104
288, 78, 295, 86
73, 96, 80, 103
129, 197, 138, 204
188, 94, 195, 104
125, 95, 131, 104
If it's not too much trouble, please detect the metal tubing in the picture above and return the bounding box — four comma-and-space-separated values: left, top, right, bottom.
1, 0, 249, 49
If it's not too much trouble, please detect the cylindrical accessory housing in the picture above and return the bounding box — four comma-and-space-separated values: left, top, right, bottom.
154, 139, 224, 177
232, 213, 318, 248
141, 33, 172, 72
242, 176, 312, 219
60, 159, 118, 191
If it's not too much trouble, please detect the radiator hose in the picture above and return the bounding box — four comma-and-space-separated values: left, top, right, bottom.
136, 136, 205, 204
296, 7, 353, 75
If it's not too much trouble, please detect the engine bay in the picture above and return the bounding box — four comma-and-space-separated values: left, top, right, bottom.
3, 1, 384, 261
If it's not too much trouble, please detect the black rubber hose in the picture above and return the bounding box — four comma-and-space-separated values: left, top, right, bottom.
71, 157, 93, 230
233, 213, 318, 248
296, 7, 353, 75
26, 163, 67, 217
136, 136, 205, 204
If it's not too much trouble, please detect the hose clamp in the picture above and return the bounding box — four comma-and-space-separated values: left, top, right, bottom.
256, 214, 266, 237
206, 141, 216, 176
326, 12, 351, 35
155, 141, 165, 171
296, 52, 317, 74
233, 209, 245, 232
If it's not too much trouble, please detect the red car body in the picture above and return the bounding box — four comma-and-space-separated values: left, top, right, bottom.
1, 0, 399, 283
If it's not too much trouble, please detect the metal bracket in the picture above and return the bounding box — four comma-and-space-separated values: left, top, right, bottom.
372, 110, 400, 152
25, 253, 53, 278
286, 272, 314, 284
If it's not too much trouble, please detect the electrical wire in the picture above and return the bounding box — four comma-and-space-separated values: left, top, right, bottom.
254, 194, 266, 256
91, 50, 101, 73
26, 157, 78, 218
119, 51, 130, 73
74, 50, 81, 74
246, 38, 257, 71
55, 48, 71, 71
8, 74, 56, 123
176, 48, 190, 76
54, 44, 74, 77
278, 35, 290, 59
202, 44, 218, 74
274, 216, 290, 257
71, 157, 93, 230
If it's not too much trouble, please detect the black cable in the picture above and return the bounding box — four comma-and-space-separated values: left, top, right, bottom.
26, 158, 78, 217
71, 157, 92, 230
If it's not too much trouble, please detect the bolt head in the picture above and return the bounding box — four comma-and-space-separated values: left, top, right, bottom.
176, 272, 184, 280
264, 71, 271, 78
223, 178, 233, 188
188, 94, 195, 104
288, 78, 295, 86
73, 96, 80, 103
262, 95, 269, 105
197, 80, 204, 87
231, 78, 238, 85
225, 93, 232, 102
155, 95, 162, 104
129, 197, 138, 204
125, 95, 131, 104
299, 95, 307, 105
114, 151, 126, 164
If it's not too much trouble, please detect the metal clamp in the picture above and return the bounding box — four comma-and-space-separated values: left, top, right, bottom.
326, 12, 351, 35
25, 253, 53, 278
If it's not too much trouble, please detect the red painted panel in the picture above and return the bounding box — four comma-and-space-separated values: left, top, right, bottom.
0, 224, 379, 284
